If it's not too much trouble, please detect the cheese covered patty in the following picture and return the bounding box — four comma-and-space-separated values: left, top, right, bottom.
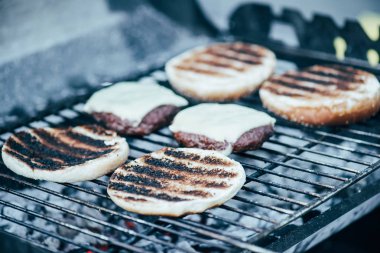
84, 82, 188, 135
107, 148, 245, 216
260, 65, 380, 125
169, 104, 275, 154
165, 42, 276, 101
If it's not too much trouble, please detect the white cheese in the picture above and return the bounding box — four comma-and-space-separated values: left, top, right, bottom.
84, 82, 188, 127
169, 103, 276, 144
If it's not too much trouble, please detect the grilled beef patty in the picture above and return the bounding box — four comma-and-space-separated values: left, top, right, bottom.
173, 125, 274, 153
92, 105, 180, 136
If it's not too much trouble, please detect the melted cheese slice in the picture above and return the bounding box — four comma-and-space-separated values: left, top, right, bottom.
169, 103, 276, 144
84, 82, 188, 127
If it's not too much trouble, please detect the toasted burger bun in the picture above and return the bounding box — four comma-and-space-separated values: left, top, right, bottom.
1, 125, 129, 182
169, 104, 275, 155
165, 42, 276, 101
259, 65, 380, 126
107, 147, 246, 217
84, 82, 188, 135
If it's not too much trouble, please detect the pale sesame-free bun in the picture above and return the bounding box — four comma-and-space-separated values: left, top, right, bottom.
1, 125, 129, 183
108, 147, 245, 217
259, 65, 380, 126
165, 42, 276, 101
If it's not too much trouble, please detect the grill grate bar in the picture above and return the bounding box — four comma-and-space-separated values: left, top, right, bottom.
0, 199, 148, 253
259, 147, 359, 174
63, 180, 269, 239
241, 186, 308, 206
233, 196, 294, 214
72, 179, 273, 232
127, 135, 330, 207
268, 139, 371, 166
339, 127, 380, 139
243, 163, 336, 189
314, 130, 380, 148
239, 153, 350, 181
176, 218, 248, 240
88, 162, 279, 224
218, 204, 279, 224
0, 185, 192, 253
1, 128, 279, 250
151, 131, 353, 180
203, 211, 264, 233
127, 145, 295, 215
90, 162, 282, 225
247, 177, 322, 198
1, 61, 379, 253
250, 159, 380, 242
155, 130, 369, 166
158, 217, 275, 253
275, 129, 380, 158
0, 172, 233, 251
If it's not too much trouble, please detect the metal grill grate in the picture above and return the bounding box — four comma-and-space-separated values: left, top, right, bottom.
0, 56, 380, 253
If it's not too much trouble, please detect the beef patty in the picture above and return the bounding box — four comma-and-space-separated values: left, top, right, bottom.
92, 105, 181, 136
173, 125, 274, 153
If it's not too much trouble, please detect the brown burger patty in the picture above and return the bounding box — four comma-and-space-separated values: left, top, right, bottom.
92, 105, 181, 136
173, 125, 274, 152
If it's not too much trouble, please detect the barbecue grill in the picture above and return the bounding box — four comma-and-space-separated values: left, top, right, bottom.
1, 1, 380, 252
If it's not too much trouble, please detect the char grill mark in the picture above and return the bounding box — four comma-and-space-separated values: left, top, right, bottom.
127, 165, 184, 180
308, 65, 365, 83
163, 149, 232, 166
269, 79, 330, 94
108, 182, 188, 202
114, 195, 148, 202
65, 131, 110, 149
143, 157, 237, 178
191, 179, 229, 188
125, 163, 230, 189
181, 190, 211, 198
109, 149, 239, 203
3, 148, 50, 170
326, 64, 363, 75
192, 58, 246, 72
5, 128, 116, 170
174, 65, 230, 77
33, 129, 112, 157
306, 70, 364, 84
264, 65, 367, 97
113, 173, 212, 198
127, 163, 230, 185
113, 173, 165, 189
204, 49, 262, 65
283, 72, 352, 89
6, 134, 83, 168
263, 86, 305, 97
